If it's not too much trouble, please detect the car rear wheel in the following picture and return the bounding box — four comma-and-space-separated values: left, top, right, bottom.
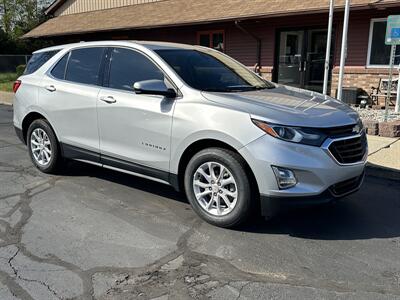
27, 119, 60, 174
184, 148, 252, 228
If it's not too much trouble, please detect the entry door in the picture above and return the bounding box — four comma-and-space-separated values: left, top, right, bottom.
276, 29, 333, 93
304, 29, 332, 93
97, 47, 175, 173
277, 30, 305, 88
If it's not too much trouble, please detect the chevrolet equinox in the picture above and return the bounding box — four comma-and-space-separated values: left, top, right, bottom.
13, 41, 367, 228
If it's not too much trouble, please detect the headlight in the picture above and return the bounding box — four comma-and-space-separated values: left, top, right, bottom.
252, 119, 327, 146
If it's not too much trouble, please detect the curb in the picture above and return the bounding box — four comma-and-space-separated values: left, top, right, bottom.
366, 164, 400, 182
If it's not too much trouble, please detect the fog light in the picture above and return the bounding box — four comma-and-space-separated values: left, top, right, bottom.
271, 166, 297, 189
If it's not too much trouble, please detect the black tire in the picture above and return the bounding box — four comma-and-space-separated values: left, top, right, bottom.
184, 147, 253, 228
27, 119, 61, 174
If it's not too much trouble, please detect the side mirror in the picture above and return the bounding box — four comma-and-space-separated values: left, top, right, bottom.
133, 80, 177, 98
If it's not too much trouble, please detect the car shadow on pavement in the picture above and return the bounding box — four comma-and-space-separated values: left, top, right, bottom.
239, 175, 400, 240
61, 161, 400, 241
61, 159, 186, 203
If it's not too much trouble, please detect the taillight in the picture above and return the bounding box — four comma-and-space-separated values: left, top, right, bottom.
13, 80, 21, 93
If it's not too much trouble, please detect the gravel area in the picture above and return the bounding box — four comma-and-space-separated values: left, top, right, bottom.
353, 106, 400, 122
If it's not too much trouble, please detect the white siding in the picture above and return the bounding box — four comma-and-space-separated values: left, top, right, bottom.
55, 0, 163, 16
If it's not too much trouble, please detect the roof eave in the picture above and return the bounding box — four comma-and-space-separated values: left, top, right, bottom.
45, 0, 66, 15
25, 1, 400, 39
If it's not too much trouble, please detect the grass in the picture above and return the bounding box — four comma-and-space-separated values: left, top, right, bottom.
0, 82, 14, 92
0, 73, 18, 92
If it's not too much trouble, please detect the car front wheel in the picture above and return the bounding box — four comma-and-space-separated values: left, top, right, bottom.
184, 148, 253, 228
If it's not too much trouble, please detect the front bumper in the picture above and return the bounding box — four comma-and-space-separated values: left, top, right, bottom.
260, 171, 365, 218
239, 134, 367, 217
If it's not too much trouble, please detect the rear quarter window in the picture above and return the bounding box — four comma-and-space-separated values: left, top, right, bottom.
24, 50, 59, 75
50, 53, 69, 80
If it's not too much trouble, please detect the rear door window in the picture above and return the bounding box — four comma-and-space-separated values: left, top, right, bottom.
24, 50, 59, 75
65, 47, 105, 85
107, 48, 164, 92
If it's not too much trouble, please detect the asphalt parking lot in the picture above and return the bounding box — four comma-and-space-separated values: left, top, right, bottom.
0, 104, 399, 300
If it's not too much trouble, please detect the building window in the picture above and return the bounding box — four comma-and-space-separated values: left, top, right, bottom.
197, 30, 225, 51
367, 19, 400, 67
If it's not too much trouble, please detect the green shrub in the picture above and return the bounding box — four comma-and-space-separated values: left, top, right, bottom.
0, 73, 18, 83
16, 65, 26, 77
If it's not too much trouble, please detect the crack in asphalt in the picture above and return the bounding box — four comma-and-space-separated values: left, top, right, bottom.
0, 270, 36, 300
233, 282, 251, 300
97, 220, 400, 299
8, 248, 62, 300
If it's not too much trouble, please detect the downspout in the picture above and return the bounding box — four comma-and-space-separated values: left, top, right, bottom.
234, 20, 262, 75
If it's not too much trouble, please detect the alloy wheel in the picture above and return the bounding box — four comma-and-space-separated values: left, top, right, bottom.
30, 128, 52, 166
193, 161, 238, 216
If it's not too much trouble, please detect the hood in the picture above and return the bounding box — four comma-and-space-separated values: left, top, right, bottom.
201, 85, 359, 128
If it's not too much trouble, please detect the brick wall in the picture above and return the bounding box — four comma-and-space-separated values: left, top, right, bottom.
330, 67, 399, 98
260, 67, 273, 81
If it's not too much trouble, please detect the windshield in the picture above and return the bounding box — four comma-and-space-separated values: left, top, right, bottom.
155, 49, 274, 92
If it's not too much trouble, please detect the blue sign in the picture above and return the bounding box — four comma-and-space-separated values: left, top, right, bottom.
386, 15, 400, 45
391, 28, 400, 39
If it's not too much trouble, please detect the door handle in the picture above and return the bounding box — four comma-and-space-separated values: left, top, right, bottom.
45, 85, 56, 92
100, 96, 116, 104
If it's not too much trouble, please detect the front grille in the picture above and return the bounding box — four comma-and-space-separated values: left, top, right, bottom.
328, 133, 367, 164
320, 124, 356, 138
330, 172, 364, 196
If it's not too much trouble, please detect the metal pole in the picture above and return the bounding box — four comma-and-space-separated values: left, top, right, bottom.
337, 0, 351, 101
323, 0, 335, 95
384, 45, 396, 122
396, 60, 400, 113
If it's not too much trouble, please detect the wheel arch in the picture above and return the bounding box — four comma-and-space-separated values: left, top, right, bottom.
21, 111, 57, 144
175, 139, 260, 204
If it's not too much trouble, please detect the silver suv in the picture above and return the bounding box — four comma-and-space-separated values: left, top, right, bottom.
13, 41, 367, 228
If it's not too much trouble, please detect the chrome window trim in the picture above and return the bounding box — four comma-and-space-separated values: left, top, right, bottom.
45, 46, 106, 88
45, 45, 181, 97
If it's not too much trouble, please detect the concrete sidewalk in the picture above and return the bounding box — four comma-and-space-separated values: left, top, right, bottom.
367, 135, 400, 181
0, 91, 13, 105
367, 135, 400, 171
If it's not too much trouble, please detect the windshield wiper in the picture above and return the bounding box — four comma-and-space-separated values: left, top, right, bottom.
202, 85, 271, 93
232, 84, 276, 90
202, 88, 238, 92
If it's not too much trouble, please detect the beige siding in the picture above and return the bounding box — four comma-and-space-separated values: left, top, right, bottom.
55, 0, 163, 16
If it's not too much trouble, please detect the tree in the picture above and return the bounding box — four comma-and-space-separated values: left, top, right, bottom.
0, 0, 52, 54
0, 0, 13, 35
0, 0, 50, 38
